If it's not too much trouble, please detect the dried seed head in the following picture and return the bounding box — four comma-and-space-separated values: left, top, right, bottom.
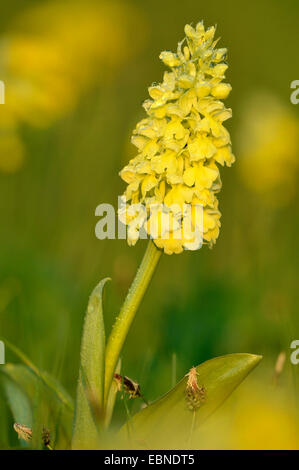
113, 373, 142, 399
14, 423, 52, 449
113, 373, 123, 392
42, 427, 51, 447
185, 367, 206, 411
13, 423, 33, 443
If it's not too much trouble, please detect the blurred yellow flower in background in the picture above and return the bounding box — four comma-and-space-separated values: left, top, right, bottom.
119, 22, 235, 254
197, 378, 299, 449
238, 93, 299, 207
0, 0, 147, 173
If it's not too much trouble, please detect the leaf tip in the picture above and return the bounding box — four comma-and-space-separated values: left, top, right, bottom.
245, 353, 263, 367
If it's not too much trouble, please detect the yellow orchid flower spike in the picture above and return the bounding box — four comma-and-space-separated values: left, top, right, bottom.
119, 21, 235, 255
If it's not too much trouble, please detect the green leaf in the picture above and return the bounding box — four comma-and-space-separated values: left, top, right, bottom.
72, 278, 110, 450
1, 365, 33, 428
0, 363, 73, 449
118, 353, 262, 449
105, 358, 121, 428
0, 337, 73, 412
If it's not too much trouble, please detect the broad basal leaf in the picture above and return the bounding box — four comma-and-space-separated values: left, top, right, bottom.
118, 353, 262, 449
72, 278, 110, 449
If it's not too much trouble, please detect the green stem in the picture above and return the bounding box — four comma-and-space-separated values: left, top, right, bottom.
104, 240, 161, 404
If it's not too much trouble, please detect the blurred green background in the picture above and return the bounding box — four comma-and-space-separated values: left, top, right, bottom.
0, 0, 298, 448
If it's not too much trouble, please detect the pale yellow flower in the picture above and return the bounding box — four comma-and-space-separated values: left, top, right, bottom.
119, 21, 235, 254
0, 0, 147, 172
238, 93, 299, 207
197, 380, 299, 450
